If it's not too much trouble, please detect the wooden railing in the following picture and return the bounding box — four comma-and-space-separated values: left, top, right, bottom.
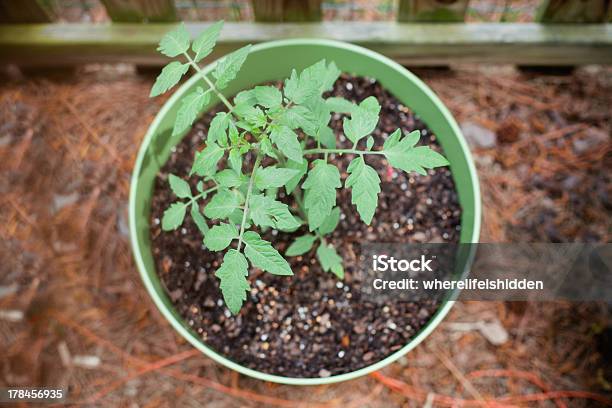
0, 0, 610, 67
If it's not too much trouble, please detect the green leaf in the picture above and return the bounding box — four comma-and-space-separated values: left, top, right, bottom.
234, 104, 266, 128
318, 206, 340, 236
228, 148, 243, 173
284, 60, 340, 104
286, 234, 317, 256
284, 159, 307, 194
302, 159, 341, 231
254, 86, 282, 109
157, 23, 190, 58
317, 127, 336, 149
203, 189, 241, 219
204, 222, 238, 251
190, 143, 224, 177
254, 166, 300, 190
213, 44, 251, 89
366, 136, 375, 151
216, 169, 244, 188
173, 87, 210, 136
228, 121, 240, 144
208, 112, 229, 145
150, 61, 189, 97
168, 174, 192, 198
190, 203, 208, 235
249, 194, 301, 231
346, 156, 381, 224
270, 125, 303, 164
234, 89, 257, 106
342, 96, 380, 144
243, 231, 293, 276
215, 249, 250, 314
162, 202, 187, 231
326, 97, 355, 113
282, 105, 317, 136
192, 20, 223, 62
316, 243, 344, 279
383, 129, 449, 176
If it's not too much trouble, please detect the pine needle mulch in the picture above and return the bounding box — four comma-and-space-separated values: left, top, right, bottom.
0, 64, 610, 407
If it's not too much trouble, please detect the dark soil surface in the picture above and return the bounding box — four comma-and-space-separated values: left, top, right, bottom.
149, 74, 462, 378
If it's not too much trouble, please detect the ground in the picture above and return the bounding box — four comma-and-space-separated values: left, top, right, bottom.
0, 63, 610, 407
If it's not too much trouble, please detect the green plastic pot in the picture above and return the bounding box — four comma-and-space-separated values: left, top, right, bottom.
129, 39, 481, 385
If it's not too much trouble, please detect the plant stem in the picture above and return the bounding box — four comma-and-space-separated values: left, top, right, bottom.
183, 53, 234, 111
302, 148, 384, 156
191, 185, 219, 202
237, 152, 263, 250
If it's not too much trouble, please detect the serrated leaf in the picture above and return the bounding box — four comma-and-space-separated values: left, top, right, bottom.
203, 189, 241, 219
204, 222, 238, 251
228, 121, 239, 144
270, 125, 303, 164
234, 104, 266, 128
249, 194, 301, 231
168, 174, 192, 198
346, 156, 381, 224
228, 148, 243, 173
286, 234, 317, 256
213, 45, 251, 89
192, 20, 223, 62
316, 243, 344, 279
317, 126, 336, 149
326, 97, 355, 113
191, 202, 208, 235
254, 86, 282, 109
243, 231, 293, 276
157, 23, 190, 58
150, 61, 189, 97
284, 159, 307, 194
366, 136, 375, 151
215, 169, 244, 188
318, 206, 340, 236
162, 202, 187, 231
383, 129, 449, 175
284, 60, 340, 104
215, 249, 249, 314
281, 105, 317, 136
234, 89, 257, 106
302, 159, 341, 231
343, 96, 380, 144
173, 87, 210, 136
190, 143, 224, 177
208, 112, 229, 145
254, 166, 300, 190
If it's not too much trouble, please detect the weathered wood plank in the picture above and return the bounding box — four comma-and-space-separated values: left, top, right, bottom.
100, 0, 177, 22
0, 22, 610, 66
252, 0, 322, 22
398, 0, 469, 22
0, 0, 54, 23
538, 0, 610, 23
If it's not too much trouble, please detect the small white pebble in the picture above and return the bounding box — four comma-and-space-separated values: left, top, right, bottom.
154, 218, 160, 225
73, 355, 101, 369
426, 198, 432, 205
338, 350, 345, 358
181, 228, 187, 234
346, 82, 353, 90
393, 223, 399, 229
336, 281, 344, 289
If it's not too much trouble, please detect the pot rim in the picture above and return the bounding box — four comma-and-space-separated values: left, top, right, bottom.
129, 38, 481, 385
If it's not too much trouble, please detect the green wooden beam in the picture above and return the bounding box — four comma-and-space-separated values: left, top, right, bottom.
0, 22, 611, 66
